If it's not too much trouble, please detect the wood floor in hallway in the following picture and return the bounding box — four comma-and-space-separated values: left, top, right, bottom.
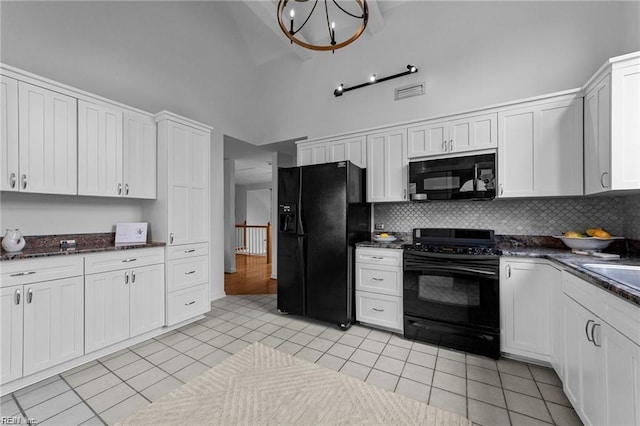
224, 254, 277, 295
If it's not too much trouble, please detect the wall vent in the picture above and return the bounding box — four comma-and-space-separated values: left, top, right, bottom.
395, 81, 425, 101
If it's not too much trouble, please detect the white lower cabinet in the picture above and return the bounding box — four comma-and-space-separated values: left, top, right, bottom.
1, 256, 84, 383
562, 271, 640, 426
84, 248, 165, 353
500, 258, 557, 362
166, 243, 210, 326
355, 247, 403, 333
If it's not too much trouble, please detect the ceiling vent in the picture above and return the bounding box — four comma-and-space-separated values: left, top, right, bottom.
395, 81, 425, 101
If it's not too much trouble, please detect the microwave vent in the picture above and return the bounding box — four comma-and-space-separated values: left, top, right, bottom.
395, 81, 425, 101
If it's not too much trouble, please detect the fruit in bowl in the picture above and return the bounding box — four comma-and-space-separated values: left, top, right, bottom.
555, 227, 622, 250
379, 233, 389, 238
563, 231, 584, 238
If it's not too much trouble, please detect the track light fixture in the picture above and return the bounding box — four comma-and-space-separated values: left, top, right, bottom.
334, 64, 419, 97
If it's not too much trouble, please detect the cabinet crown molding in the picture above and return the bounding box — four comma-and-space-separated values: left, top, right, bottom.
154, 110, 213, 132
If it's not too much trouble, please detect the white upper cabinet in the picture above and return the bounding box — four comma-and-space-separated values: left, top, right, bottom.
1, 75, 19, 191
152, 112, 211, 246
497, 95, 583, 198
78, 101, 156, 199
124, 110, 157, 199
297, 134, 366, 168
584, 53, 640, 194
366, 127, 408, 202
18, 81, 77, 195
78, 99, 124, 197
408, 112, 497, 158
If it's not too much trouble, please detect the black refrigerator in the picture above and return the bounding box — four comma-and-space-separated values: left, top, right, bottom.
277, 161, 370, 329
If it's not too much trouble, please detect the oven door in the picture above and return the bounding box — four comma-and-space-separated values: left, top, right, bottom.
403, 251, 499, 331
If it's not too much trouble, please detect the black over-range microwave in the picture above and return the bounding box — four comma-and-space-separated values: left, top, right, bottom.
408, 152, 496, 201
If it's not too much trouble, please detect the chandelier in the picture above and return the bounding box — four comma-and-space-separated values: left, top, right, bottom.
277, 0, 369, 52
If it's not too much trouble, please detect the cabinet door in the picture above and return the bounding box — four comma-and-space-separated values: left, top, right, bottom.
600, 322, 640, 426
329, 136, 366, 168
500, 260, 552, 361
22, 277, 84, 376
584, 75, 611, 195
498, 98, 583, 198
129, 264, 165, 336
85, 270, 130, 353
407, 121, 447, 158
449, 113, 497, 153
78, 100, 124, 197
1, 286, 23, 383
366, 128, 408, 202
18, 82, 77, 195
124, 110, 156, 199
563, 295, 601, 426
168, 121, 210, 245
1, 75, 19, 191
610, 62, 640, 191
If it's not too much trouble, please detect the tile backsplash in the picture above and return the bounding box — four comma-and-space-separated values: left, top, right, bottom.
374, 194, 640, 239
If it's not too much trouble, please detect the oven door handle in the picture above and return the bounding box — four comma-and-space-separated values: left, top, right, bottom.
405, 263, 497, 277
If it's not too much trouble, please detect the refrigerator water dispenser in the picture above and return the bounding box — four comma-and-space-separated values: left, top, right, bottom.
279, 204, 297, 233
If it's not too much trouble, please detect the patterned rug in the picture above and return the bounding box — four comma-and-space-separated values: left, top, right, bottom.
119, 342, 471, 425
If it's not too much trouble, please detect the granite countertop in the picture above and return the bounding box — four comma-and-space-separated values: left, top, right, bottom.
1, 233, 166, 261
356, 240, 406, 250
502, 247, 640, 307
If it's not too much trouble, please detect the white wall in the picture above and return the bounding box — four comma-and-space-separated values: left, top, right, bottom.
235, 182, 272, 225
0, 192, 145, 235
246, 188, 271, 225
210, 128, 225, 300
223, 159, 236, 274
250, 1, 640, 144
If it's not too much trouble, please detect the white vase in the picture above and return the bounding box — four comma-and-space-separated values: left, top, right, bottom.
2, 228, 26, 252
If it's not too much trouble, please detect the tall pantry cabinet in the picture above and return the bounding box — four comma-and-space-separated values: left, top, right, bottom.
147, 111, 211, 326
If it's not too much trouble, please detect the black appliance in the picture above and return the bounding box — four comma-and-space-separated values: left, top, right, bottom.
408, 152, 496, 201
403, 228, 501, 358
277, 161, 370, 329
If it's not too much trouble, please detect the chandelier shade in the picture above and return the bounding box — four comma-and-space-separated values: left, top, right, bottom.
277, 0, 369, 52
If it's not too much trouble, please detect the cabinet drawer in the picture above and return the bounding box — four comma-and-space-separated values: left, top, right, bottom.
167, 243, 209, 261
356, 291, 403, 332
356, 264, 402, 296
1, 256, 83, 287
85, 247, 164, 275
356, 248, 402, 267
167, 256, 208, 292
166, 284, 209, 326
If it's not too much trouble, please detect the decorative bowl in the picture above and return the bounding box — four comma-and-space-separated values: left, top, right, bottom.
553, 236, 623, 251
373, 235, 397, 242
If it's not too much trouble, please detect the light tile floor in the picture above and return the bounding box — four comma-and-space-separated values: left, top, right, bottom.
1, 294, 583, 426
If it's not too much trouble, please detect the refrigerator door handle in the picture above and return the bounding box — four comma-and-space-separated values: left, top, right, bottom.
297, 168, 305, 236
297, 234, 307, 313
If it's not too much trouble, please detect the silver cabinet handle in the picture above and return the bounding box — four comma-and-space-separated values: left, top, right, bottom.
170, 233, 174, 244
449, 139, 454, 151
185, 270, 196, 275
122, 258, 137, 263
600, 172, 609, 189
118, 183, 122, 195
185, 301, 195, 306
403, 188, 406, 199
372, 256, 384, 260
184, 249, 196, 253
27, 288, 33, 304
125, 272, 129, 284
506, 265, 511, 278
591, 323, 601, 347
15, 289, 21, 305
499, 184, 504, 196
125, 183, 129, 195
131, 271, 136, 283
371, 277, 384, 281
372, 307, 384, 312
21, 174, 27, 190
585, 319, 595, 342
10, 271, 36, 277
10, 173, 16, 189
442, 140, 447, 152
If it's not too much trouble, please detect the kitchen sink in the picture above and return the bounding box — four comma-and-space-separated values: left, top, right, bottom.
581, 263, 640, 291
